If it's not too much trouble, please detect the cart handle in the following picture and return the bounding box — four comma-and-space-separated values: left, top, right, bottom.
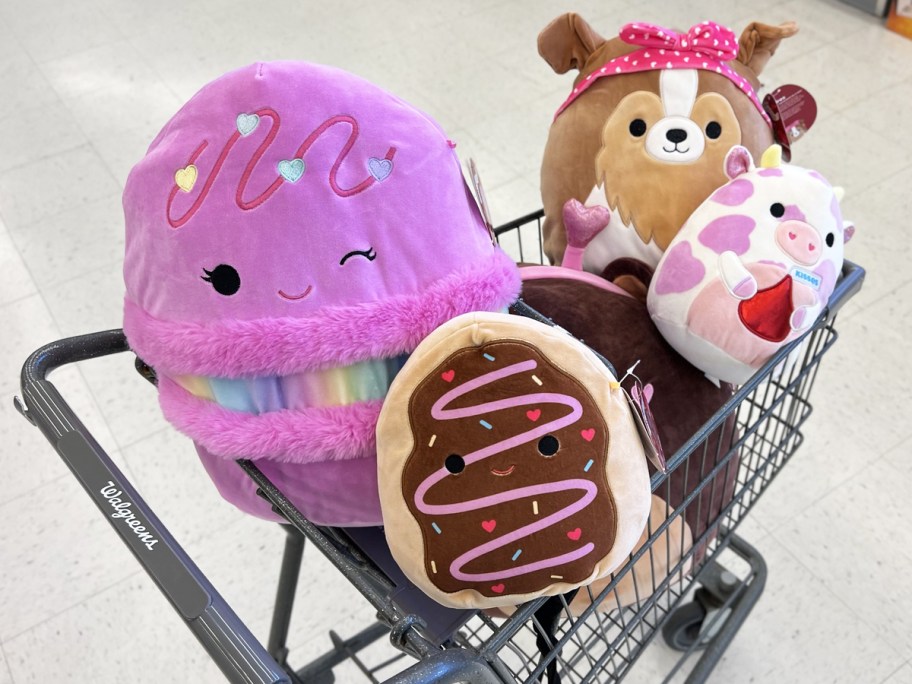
16, 330, 291, 684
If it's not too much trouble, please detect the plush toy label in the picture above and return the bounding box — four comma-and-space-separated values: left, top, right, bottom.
624, 381, 666, 472
763, 84, 818, 161
467, 157, 496, 244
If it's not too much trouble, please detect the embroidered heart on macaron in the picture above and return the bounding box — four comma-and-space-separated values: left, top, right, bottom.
174, 165, 198, 192
368, 157, 393, 181
277, 158, 305, 183
236, 113, 260, 136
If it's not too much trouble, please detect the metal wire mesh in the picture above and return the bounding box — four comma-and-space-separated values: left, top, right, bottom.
418, 212, 845, 683
251, 210, 855, 683
434, 324, 834, 682
14, 206, 861, 684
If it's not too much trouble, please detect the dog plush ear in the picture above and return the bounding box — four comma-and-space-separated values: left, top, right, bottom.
736, 21, 799, 76
538, 13, 607, 74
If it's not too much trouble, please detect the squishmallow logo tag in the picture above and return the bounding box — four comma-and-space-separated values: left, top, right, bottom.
790, 266, 821, 290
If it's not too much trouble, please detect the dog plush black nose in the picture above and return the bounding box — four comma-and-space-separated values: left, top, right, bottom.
666, 129, 688, 144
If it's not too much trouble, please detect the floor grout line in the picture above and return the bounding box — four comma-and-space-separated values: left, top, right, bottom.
0, 568, 146, 647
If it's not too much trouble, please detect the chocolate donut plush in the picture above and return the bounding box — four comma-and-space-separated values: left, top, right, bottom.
377, 312, 651, 609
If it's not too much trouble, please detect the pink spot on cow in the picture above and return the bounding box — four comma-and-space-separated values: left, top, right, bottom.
782, 204, 806, 222
655, 242, 705, 295
758, 168, 783, 177
698, 214, 756, 255
711, 179, 754, 206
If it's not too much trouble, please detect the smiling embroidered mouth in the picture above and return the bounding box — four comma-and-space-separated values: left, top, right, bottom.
278, 285, 313, 300
663, 145, 690, 154
491, 465, 516, 477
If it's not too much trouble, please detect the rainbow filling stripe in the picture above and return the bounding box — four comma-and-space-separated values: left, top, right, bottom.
173, 354, 410, 414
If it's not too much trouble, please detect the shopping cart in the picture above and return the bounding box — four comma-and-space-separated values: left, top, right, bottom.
15, 209, 864, 683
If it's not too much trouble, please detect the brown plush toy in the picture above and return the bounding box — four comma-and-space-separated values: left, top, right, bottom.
538, 15, 798, 298
516, 264, 738, 615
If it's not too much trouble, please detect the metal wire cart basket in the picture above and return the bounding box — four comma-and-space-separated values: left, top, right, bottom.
15, 209, 864, 683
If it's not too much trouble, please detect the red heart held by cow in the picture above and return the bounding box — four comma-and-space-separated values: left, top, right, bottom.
580, 428, 595, 442
482, 519, 497, 533
441, 370, 455, 382
491, 583, 505, 594
526, 409, 541, 422
567, 528, 582, 541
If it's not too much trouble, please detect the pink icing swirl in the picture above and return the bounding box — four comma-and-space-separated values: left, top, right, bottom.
167, 108, 397, 228
414, 359, 597, 583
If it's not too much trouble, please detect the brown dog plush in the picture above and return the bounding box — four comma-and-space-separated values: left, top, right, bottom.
538, 15, 798, 297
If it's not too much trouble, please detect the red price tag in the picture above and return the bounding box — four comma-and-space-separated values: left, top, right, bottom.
763, 84, 818, 162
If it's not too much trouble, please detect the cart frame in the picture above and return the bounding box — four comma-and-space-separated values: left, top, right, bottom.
15, 210, 864, 683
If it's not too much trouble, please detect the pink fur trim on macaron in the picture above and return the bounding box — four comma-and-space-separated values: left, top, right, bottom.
158, 375, 382, 462
125, 249, 520, 377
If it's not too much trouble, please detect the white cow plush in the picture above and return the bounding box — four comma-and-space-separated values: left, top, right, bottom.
647, 145, 853, 385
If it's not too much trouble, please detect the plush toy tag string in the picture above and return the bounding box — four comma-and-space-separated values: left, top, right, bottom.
613, 361, 667, 472
466, 158, 496, 245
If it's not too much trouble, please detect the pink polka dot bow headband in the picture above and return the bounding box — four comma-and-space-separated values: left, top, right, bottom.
554, 21, 770, 125
625, 20, 739, 59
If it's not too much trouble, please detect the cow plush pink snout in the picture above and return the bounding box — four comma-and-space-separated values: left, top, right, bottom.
776, 220, 822, 266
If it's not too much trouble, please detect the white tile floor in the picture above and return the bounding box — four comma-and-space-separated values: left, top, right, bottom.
1, 0, 910, 682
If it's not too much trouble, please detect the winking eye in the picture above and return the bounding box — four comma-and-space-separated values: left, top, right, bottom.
340, 247, 377, 265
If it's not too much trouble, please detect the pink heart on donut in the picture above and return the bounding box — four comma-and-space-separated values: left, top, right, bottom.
482, 519, 497, 533
567, 528, 582, 541
526, 409, 541, 422
441, 369, 455, 382
580, 428, 595, 442
491, 583, 505, 594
